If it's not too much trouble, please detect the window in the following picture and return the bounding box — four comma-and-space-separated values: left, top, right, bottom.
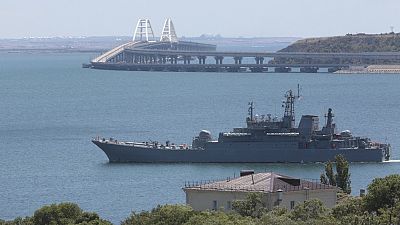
226, 201, 232, 210
290, 201, 295, 209
212, 200, 217, 210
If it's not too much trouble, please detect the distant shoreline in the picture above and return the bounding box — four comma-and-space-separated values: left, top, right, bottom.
0, 48, 105, 54
0, 36, 298, 54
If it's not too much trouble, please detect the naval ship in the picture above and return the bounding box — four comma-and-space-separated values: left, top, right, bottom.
92, 90, 391, 163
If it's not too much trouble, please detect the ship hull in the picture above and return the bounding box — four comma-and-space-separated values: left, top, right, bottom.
93, 140, 384, 163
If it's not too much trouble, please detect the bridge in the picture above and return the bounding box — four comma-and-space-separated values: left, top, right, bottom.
88, 18, 400, 73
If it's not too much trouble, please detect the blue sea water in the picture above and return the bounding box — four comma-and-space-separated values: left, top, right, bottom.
0, 52, 399, 223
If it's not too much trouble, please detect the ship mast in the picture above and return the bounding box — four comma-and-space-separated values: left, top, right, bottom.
282, 86, 300, 129
248, 101, 254, 122
322, 108, 335, 135
325, 108, 334, 128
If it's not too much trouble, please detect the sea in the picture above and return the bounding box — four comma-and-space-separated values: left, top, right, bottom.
0, 51, 399, 224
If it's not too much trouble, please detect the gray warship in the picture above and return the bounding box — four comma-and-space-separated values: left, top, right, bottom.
92, 90, 391, 163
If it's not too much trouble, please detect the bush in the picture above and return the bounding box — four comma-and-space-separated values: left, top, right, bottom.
232, 193, 266, 218
9, 202, 113, 225
290, 199, 327, 221
183, 211, 255, 225
121, 205, 194, 225
363, 174, 400, 213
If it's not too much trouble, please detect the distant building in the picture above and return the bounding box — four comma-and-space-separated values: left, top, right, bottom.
183, 171, 337, 212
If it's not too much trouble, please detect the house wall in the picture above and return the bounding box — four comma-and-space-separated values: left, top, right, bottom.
271, 189, 337, 209
184, 188, 337, 212
184, 189, 250, 211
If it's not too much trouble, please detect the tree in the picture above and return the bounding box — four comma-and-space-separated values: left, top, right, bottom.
121, 205, 194, 225
320, 155, 351, 194
33, 202, 82, 225
258, 207, 298, 225
232, 193, 266, 218
363, 174, 400, 213
320, 161, 336, 186
31, 203, 111, 225
183, 211, 255, 225
0, 203, 111, 225
335, 155, 351, 194
290, 199, 327, 222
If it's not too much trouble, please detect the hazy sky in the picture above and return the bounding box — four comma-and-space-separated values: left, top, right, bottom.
1, 0, 400, 38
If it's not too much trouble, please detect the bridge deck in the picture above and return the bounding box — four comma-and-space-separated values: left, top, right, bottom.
124, 49, 400, 59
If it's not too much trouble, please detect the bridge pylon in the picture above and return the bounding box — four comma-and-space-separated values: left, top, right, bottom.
160, 18, 178, 43
133, 19, 156, 42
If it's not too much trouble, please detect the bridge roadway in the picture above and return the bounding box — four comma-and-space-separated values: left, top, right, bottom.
124, 48, 400, 60
90, 62, 349, 72
89, 41, 400, 73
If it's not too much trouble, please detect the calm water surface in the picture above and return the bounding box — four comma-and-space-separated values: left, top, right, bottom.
0, 52, 399, 223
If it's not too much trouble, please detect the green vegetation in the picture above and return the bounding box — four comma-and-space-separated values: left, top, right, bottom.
280, 33, 400, 53
232, 192, 266, 218
320, 155, 351, 194
2, 174, 400, 225
364, 174, 400, 213
0, 202, 111, 225
271, 33, 400, 65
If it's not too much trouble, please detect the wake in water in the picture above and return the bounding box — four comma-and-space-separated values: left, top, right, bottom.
384, 159, 400, 163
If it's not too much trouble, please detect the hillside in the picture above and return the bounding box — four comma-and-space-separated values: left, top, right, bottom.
270, 33, 400, 65
279, 33, 400, 53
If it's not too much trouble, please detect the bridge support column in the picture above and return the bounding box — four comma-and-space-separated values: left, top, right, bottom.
121, 52, 126, 62
170, 56, 178, 64
234, 57, 243, 64
215, 56, 223, 64
184, 56, 191, 64
198, 56, 206, 64
255, 57, 264, 64
162, 56, 167, 64
125, 53, 132, 63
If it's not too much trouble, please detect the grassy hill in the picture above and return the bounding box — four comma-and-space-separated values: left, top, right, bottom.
271, 33, 400, 65
279, 33, 400, 53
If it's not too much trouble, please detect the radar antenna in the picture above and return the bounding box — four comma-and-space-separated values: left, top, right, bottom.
297, 83, 302, 100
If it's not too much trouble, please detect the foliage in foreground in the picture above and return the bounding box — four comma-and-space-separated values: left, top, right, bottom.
320, 154, 351, 194
2, 174, 400, 225
121, 173, 400, 225
0, 202, 111, 225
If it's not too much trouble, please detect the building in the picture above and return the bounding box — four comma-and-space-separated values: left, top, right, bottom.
183, 171, 337, 212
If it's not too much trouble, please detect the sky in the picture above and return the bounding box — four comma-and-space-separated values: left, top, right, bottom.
1, 0, 400, 39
